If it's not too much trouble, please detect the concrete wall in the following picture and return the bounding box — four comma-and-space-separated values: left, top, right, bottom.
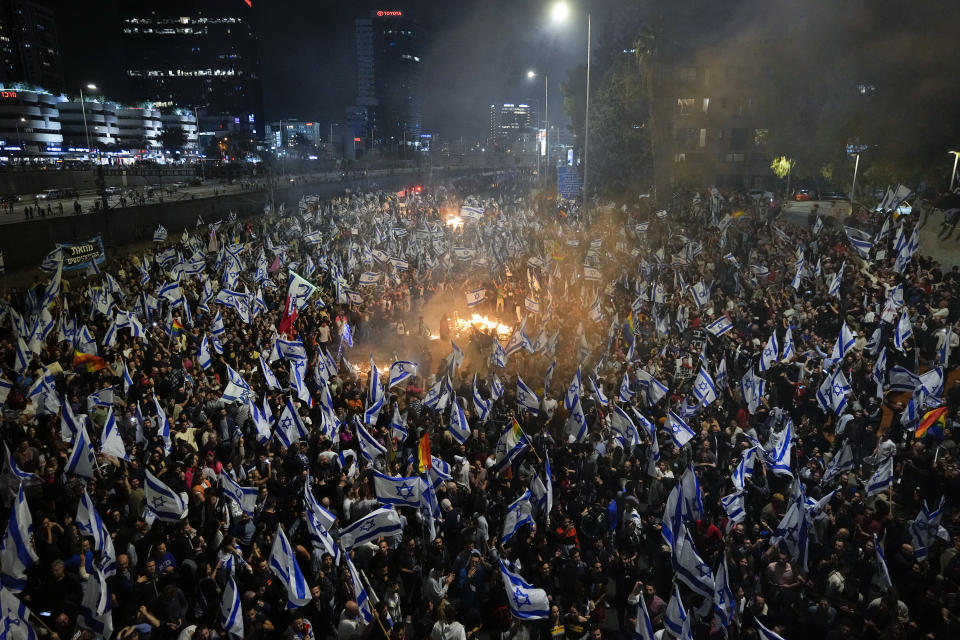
0, 169, 480, 273
0, 168, 182, 196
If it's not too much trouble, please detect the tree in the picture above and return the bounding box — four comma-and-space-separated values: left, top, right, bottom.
160, 127, 188, 152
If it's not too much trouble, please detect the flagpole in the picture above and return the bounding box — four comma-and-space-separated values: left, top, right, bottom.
513, 414, 543, 464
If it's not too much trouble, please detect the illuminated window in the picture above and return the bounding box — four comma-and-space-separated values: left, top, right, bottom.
702, 98, 709, 114
699, 129, 707, 148
674, 153, 686, 163
753, 128, 769, 146
677, 98, 695, 115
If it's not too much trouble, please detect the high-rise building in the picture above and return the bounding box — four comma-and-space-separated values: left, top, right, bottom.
348, 9, 422, 148
488, 103, 537, 151
0, 0, 63, 91
118, 0, 263, 137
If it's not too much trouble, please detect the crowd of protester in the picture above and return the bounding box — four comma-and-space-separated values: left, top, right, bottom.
1, 173, 959, 640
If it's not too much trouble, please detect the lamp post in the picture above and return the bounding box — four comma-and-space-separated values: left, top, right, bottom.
527, 70, 549, 182
950, 150, 960, 192
16, 117, 25, 162
550, 1, 590, 202
850, 152, 860, 203
79, 83, 97, 157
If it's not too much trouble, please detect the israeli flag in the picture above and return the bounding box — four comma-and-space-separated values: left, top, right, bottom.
220, 575, 244, 640
274, 397, 307, 448
822, 443, 855, 485
894, 310, 913, 351
153, 394, 173, 454
472, 374, 491, 422
66, 425, 97, 479
755, 618, 788, 640
355, 417, 387, 462
663, 583, 689, 639
866, 454, 894, 496
449, 395, 472, 444
153, 225, 168, 243
259, 356, 281, 390
781, 327, 796, 361
502, 491, 534, 544
828, 261, 845, 298
99, 408, 128, 461
220, 473, 257, 516
143, 469, 188, 522
909, 498, 948, 559
465, 288, 486, 307
389, 403, 408, 440
706, 314, 734, 337
766, 420, 793, 477
304, 481, 341, 563
461, 205, 485, 220
667, 410, 696, 449
516, 376, 540, 415
490, 373, 504, 401
588, 376, 609, 406
339, 507, 403, 551
373, 470, 423, 508
692, 367, 717, 407
829, 322, 856, 364
490, 341, 508, 368
673, 525, 715, 600
268, 525, 311, 608
0, 585, 37, 639
584, 266, 601, 281
387, 360, 417, 388
844, 226, 874, 258
566, 397, 589, 442
76, 488, 116, 576
759, 332, 779, 371
816, 368, 850, 415
344, 553, 374, 624
690, 280, 711, 309
498, 559, 550, 620
358, 271, 380, 286
609, 406, 640, 446
1, 486, 39, 592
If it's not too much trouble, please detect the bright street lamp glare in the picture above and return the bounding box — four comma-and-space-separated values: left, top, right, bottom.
551, 1, 569, 22
527, 70, 537, 78
86, 83, 97, 90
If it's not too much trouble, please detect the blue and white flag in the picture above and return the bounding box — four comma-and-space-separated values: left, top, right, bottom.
304, 482, 340, 564
666, 410, 696, 449
894, 310, 913, 352
259, 356, 281, 390
828, 261, 845, 298
772, 482, 810, 571
387, 360, 418, 388
220, 473, 257, 516
153, 394, 173, 454
781, 326, 796, 361
76, 489, 116, 576
909, 497, 948, 560
99, 408, 128, 461
372, 471, 423, 508
829, 322, 856, 364
844, 226, 874, 258
588, 376, 609, 406
268, 525, 311, 608
755, 618, 788, 640
498, 559, 549, 620
663, 583, 689, 639
0, 585, 37, 639
566, 397, 588, 442
634, 581, 657, 640
358, 271, 380, 286
0, 486, 38, 593
766, 420, 793, 477
759, 332, 779, 371
491, 420, 530, 473
822, 443, 855, 485
65, 424, 97, 479
816, 368, 850, 416
690, 280, 711, 309
344, 554, 374, 624
143, 469, 187, 522
866, 454, 894, 496
355, 417, 387, 463
692, 367, 717, 407
609, 406, 640, 447
465, 288, 486, 307
472, 374, 491, 423
502, 491, 534, 544
672, 525, 715, 601
706, 314, 734, 337
714, 556, 736, 628
874, 533, 893, 592
287, 270, 318, 312
490, 373, 504, 402
449, 395, 472, 444
389, 403, 408, 440
490, 341, 507, 368
77, 567, 112, 638
516, 376, 540, 415
274, 398, 308, 448
153, 225, 168, 243
220, 575, 244, 640
565, 368, 582, 411
338, 507, 403, 551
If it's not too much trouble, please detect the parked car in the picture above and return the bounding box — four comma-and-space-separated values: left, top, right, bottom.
819, 189, 849, 201
0, 194, 21, 206
793, 187, 817, 201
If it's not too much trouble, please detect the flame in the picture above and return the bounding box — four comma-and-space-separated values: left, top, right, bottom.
445, 215, 464, 231
455, 313, 512, 338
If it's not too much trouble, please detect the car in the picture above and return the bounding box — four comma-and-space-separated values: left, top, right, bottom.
747, 189, 776, 204
103, 186, 122, 196
819, 189, 849, 201
793, 188, 817, 201
38, 188, 78, 200
0, 194, 20, 205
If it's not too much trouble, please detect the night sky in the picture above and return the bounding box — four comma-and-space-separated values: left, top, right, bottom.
53, 0, 602, 141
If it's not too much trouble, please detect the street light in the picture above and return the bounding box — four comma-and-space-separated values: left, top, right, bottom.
950, 150, 960, 191
527, 70, 549, 180
549, 1, 590, 202
79, 83, 97, 157
850, 152, 861, 203
16, 117, 25, 160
